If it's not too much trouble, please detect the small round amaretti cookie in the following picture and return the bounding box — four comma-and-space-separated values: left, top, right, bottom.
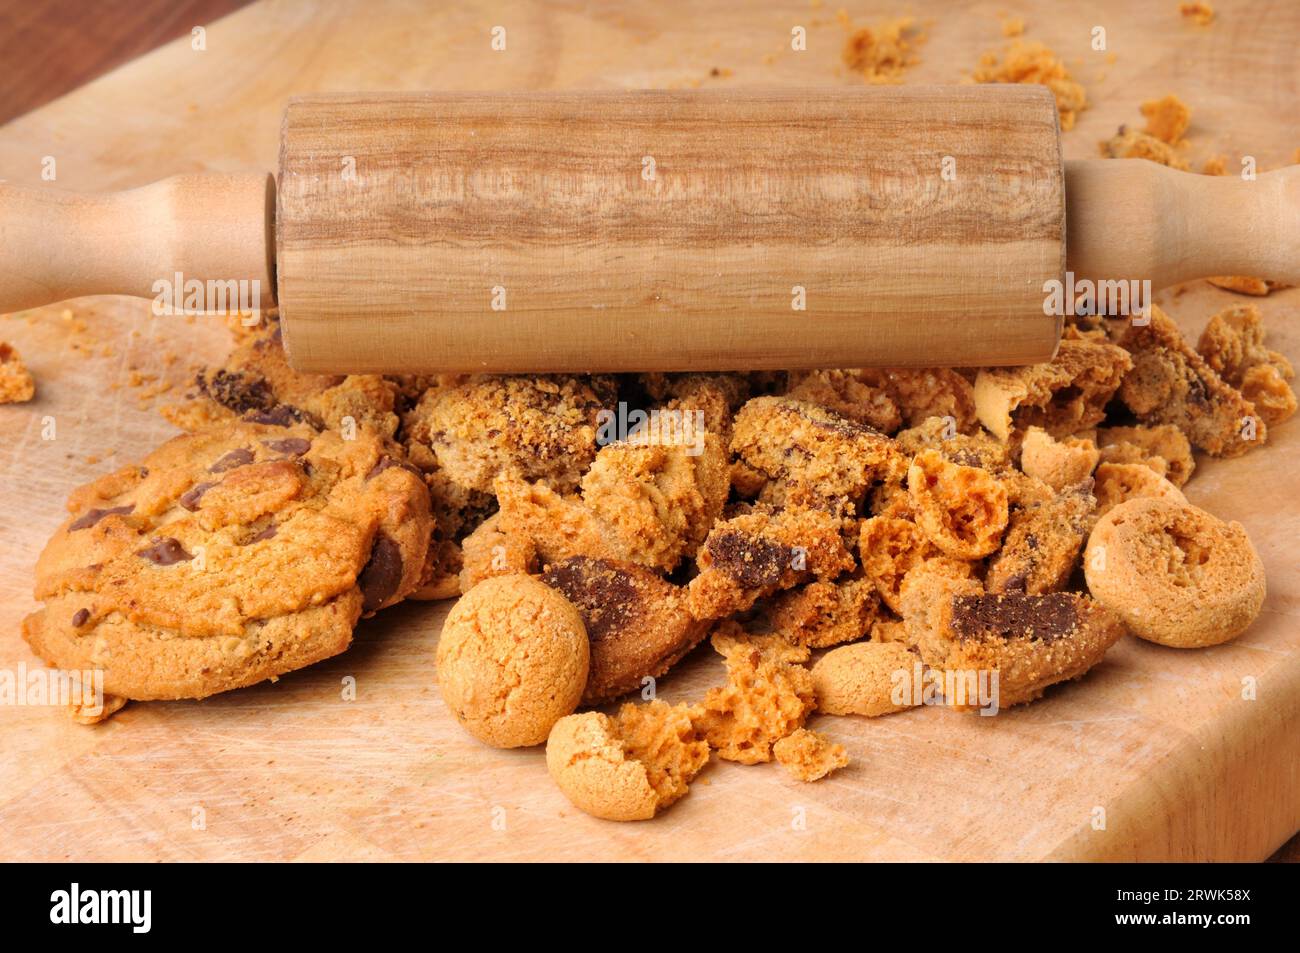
436, 574, 589, 747
1084, 497, 1265, 648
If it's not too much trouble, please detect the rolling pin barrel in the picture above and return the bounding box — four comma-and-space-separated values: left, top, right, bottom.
276, 86, 1067, 373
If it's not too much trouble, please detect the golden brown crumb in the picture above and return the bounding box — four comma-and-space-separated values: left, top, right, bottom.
773, 728, 849, 781
1140, 94, 1190, 145
1001, 16, 1025, 37
1202, 155, 1228, 175
0, 342, 36, 403
1179, 1, 1214, 26
841, 16, 924, 84
971, 40, 1087, 130
1100, 126, 1190, 170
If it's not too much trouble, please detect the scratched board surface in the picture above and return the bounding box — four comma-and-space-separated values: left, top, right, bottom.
0, 0, 1297, 861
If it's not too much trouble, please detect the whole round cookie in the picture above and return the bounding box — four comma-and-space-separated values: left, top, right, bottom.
437, 574, 589, 747
24, 418, 431, 701
1084, 497, 1264, 648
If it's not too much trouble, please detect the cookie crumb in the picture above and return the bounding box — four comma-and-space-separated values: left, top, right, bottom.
1179, 1, 1214, 26
773, 728, 848, 781
841, 16, 924, 84
0, 342, 36, 403
971, 40, 1086, 130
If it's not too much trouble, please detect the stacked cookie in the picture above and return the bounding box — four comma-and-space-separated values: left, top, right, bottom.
23, 300, 1287, 821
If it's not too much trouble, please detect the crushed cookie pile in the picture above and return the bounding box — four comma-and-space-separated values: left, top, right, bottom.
22, 279, 1291, 818
839, 14, 925, 84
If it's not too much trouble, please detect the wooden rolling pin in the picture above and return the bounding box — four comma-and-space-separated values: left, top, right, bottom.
1, 86, 1296, 373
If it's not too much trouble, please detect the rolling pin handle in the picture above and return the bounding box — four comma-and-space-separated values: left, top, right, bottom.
0, 172, 276, 315
1066, 159, 1300, 288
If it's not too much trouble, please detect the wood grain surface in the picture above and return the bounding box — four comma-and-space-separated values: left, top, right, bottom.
276, 86, 1063, 373
0, 0, 1297, 862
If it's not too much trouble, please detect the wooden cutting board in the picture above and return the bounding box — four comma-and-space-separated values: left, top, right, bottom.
1, 0, 1297, 862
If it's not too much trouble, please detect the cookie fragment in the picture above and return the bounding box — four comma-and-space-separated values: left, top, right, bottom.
688, 505, 855, 619
1097, 424, 1195, 486
1093, 462, 1187, 516
934, 591, 1126, 708
971, 40, 1087, 130
986, 480, 1096, 594
974, 340, 1132, 443
406, 374, 610, 494
694, 624, 816, 764
541, 555, 709, 704
773, 728, 849, 782
546, 701, 709, 821
0, 342, 35, 403
1115, 305, 1264, 456
765, 575, 881, 649
907, 449, 1009, 560
1019, 427, 1099, 492
1196, 304, 1296, 426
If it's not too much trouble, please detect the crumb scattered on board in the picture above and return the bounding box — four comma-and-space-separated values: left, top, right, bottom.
839, 13, 925, 84
1180, 1, 1215, 26
970, 40, 1087, 130
0, 342, 36, 403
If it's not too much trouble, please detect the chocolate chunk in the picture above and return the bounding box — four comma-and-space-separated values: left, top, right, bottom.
71, 608, 90, 628
209, 448, 254, 473
950, 592, 1078, 643
542, 556, 637, 644
358, 534, 403, 611
135, 537, 193, 565
244, 404, 307, 427
261, 437, 311, 456
179, 481, 215, 511
365, 455, 422, 481
706, 531, 793, 588
69, 504, 135, 531
197, 369, 275, 414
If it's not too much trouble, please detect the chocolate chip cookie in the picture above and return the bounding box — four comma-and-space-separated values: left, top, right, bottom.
24, 418, 431, 700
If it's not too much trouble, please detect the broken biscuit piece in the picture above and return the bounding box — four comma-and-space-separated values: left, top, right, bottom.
731, 396, 897, 513
1099, 126, 1190, 170
986, 480, 1096, 593
1019, 427, 1099, 491
407, 374, 611, 494
1115, 305, 1264, 456
930, 591, 1127, 708
765, 574, 881, 648
971, 40, 1087, 130
773, 728, 849, 782
1140, 93, 1191, 145
693, 623, 816, 764
784, 369, 902, 433
0, 342, 36, 404
688, 504, 855, 619
974, 340, 1132, 443
1096, 423, 1195, 486
541, 555, 710, 705
907, 449, 1009, 560
1206, 276, 1289, 296
458, 513, 537, 593
1197, 304, 1296, 426
546, 701, 710, 821
1093, 462, 1188, 516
